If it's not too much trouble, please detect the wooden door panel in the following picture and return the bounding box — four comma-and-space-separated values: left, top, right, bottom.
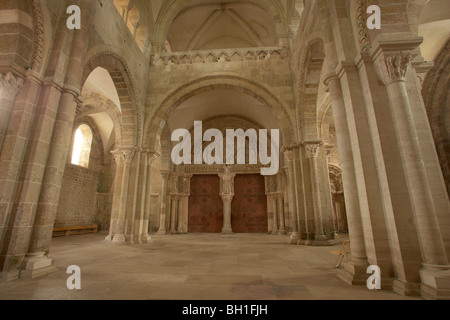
232, 174, 268, 233
188, 175, 223, 233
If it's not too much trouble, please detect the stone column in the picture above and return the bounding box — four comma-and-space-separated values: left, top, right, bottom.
179, 195, 189, 234
128, 149, 142, 245
291, 146, 307, 244
305, 143, 327, 241
220, 193, 235, 234
21, 88, 81, 279
219, 167, 236, 234
170, 195, 178, 234
107, 150, 125, 241
0, 72, 25, 255
0, 72, 24, 152
157, 171, 170, 234
284, 149, 299, 244
0, 72, 41, 273
336, 60, 396, 286
177, 195, 184, 234
271, 195, 279, 235
277, 194, 287, 235
324, 72, 369, 285
112, 149, 135, 244
266, 193, 273, 234
374, 41, 450, 299
139, 152, 159, 244
181, 175, 192, 234
334, 194, 348, 233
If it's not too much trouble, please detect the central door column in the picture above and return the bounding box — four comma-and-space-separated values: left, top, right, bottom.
220, 193, 235, 234
219, 167, 236, 234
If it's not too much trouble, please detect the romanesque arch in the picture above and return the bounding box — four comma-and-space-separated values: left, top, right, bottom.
144, 74, 296, 152
82, 50, 139, 148
295, 39, 326, 142
80, 92, 124, 146
422, 40, 450, 197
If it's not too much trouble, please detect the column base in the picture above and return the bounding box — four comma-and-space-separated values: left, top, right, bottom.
302, 234, 333, 246
0, 269, 20, 282
157, 229, 167, 235
393, 279, 421, 296
337, 261, 369, 286
20, 254, 58, 279
111, 234, 126, 245
420, 268, 450, 300
289, 232, 299, 245
278, 228, 287, 236
271, 229, 279, 235
140, 234, 152, 244
222, 226, 234, 234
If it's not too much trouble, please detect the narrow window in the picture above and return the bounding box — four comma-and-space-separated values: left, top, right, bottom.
71, 124, 93, 168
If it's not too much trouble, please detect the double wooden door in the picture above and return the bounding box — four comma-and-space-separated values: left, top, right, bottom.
188, 174, 268, 233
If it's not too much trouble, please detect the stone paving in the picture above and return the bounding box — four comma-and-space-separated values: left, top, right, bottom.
0, 233, 420, 300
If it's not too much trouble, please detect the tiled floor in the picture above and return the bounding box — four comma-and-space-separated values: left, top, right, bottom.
0, 233, 420, 300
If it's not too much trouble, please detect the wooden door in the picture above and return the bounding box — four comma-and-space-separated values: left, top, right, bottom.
232, 174, 268, 233
188, 175, 223, 233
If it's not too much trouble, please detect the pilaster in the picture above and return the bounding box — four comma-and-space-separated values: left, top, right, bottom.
373, 38, 450, 299
283, 149, 299, 244
323, 72, 369, 285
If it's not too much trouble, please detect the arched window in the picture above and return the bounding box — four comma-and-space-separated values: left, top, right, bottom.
71, 124, 93, 168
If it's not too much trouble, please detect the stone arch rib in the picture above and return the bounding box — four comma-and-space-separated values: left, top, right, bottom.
144, 75, 295, 151
82, 52, 139, 148
296, 39, 326, 142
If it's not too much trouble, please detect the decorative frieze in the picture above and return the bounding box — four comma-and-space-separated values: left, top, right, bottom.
152, 47, 286, 66
356, 0, 371, 54
111, 148, 136, 164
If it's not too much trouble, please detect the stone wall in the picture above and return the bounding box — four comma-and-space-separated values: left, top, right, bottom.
55, 164, 101, 228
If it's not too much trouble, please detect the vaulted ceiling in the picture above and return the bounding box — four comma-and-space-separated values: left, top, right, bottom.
166, 1, 279, 51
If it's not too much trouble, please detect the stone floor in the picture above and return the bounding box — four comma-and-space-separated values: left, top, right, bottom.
0, 233, 420, 300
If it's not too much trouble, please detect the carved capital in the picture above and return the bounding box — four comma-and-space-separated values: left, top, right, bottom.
373, 38, 423, 85
305, 144, 321, 159
111, 150, 123, 165
283, 149, 294, 162
220, 193, 235, 203
0, 72, 24, 99
376, 50, 412, 83
145, 151, 161, 164
119, 149, 136, 164
161, 170, 171, 180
